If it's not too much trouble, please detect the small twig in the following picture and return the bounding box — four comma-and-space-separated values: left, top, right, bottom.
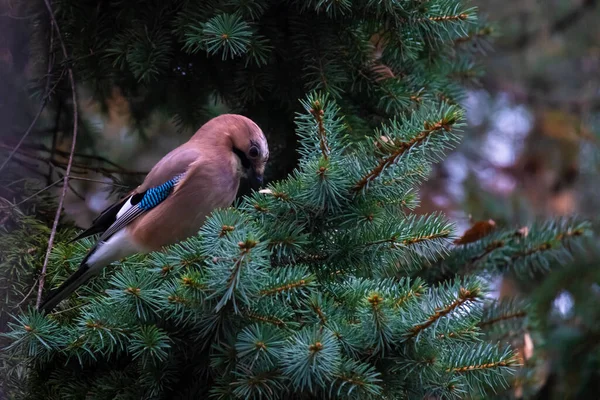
478, 311, 527, 329
37, 0, 79, 309
67, 180, 86, 201
0, 106, 48, 175
69, 176, 130, 187
21, 142, 139, 173
8, 157, 44, 177
4, 178, 28, 188
0, 176, 129, 210
47, 66, 67, 96
14, 278, 40, 309
0, 186, 16, 198
0, 12, 37, 19
353, 119, 451, 193
0, 143, 148, 176
49, 303, 85, 315
309, 101, 329, 160
0, 179, 62, 210
48, 101, 62, 185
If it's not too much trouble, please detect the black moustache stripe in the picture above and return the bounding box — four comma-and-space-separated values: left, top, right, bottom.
233, 147, 251, 169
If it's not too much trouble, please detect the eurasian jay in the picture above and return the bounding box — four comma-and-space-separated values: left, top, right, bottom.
40, 114, 269, 312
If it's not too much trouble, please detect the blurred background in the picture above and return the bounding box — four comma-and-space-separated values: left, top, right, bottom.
1, 0, 600, 398
419, 0, 600, 227
3, 0, 599, 231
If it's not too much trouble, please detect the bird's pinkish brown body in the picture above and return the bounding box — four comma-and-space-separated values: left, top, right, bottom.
40, 114, 269, 312
130, 115, 267, 250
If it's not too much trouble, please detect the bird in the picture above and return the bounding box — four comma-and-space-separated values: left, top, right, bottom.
39, 114, 269, 312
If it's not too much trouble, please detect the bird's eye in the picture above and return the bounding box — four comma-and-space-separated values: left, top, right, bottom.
249, 146, 259, 158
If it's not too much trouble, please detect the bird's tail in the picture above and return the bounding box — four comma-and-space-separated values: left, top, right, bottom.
39, 252, 97, 313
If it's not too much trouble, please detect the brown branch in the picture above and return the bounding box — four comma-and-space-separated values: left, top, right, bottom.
365, 231, 451, 248
401, 231, 452, 246
353, 119, 449, 193
0, 176, 130, 211
454, 27, 494, 44
5, 157, 45, 177
22, 142, 140, 173
260, 279, 309, 296
0, 143, 147, 176
36, 0, 79, 309
271, 252, 329, 267
14, 278, 40, 309
246, 312, 286, 327
509, 228, 585, 263
0, 179, 62, 210
447, 359, 516, 373
437, 327, 478, 340
407, 287, 479, 338
394, 285, 425, 308
300, 253, 329, 262
215, 240, 258, 311
66, 179, 85, 201
181, 276, 207, 290
478, 311, 527, 329
311, 304, 328, 325
47, 101, 62, 185
335, 374, 367, 387
309, 101, 329, 160
468, 240, 505, 266
510, 243, 552, 261
69, 176, 130, 187
425, 13, 469, 23
459, 226, 585, 278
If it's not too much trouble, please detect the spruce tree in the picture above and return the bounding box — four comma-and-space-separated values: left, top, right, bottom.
0, 0, 595, 399
1, 93, 592, 398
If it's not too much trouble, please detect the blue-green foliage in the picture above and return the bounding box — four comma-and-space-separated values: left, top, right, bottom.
40, 0, 492, 145
0, 1, 593, 398
2, 93, 591, 399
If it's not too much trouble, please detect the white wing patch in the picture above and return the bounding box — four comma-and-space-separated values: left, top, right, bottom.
86, 230, 147, 271
116, 196, 135, 219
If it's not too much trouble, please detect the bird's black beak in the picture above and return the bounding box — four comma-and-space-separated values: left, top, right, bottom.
248, 167, 263, 190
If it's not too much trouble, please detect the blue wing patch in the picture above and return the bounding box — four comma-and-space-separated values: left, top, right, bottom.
138, 174, 184, 210
98, 174, 185, 242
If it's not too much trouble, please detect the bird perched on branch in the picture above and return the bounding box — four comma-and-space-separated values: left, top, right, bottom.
40, 114, 269, 312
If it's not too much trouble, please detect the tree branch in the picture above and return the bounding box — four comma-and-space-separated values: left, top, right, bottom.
14, 278, 40, 310
0, 176, 130, 211
36, 0, 79, 309
406, 287, 479, 338
0, 179, 62, 210
47, 101, 62, 185
23, 142, 143, 173
352, 119, 449, 193
0, 143, 148, 176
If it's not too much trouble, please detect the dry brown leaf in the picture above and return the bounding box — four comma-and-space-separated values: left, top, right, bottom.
454, 219, 496, 245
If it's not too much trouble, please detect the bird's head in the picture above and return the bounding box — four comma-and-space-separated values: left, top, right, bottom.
231, 124, 269, 190
195, 114, 269, 190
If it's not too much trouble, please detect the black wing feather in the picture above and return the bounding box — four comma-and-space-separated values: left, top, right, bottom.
68, 191, 146, 244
